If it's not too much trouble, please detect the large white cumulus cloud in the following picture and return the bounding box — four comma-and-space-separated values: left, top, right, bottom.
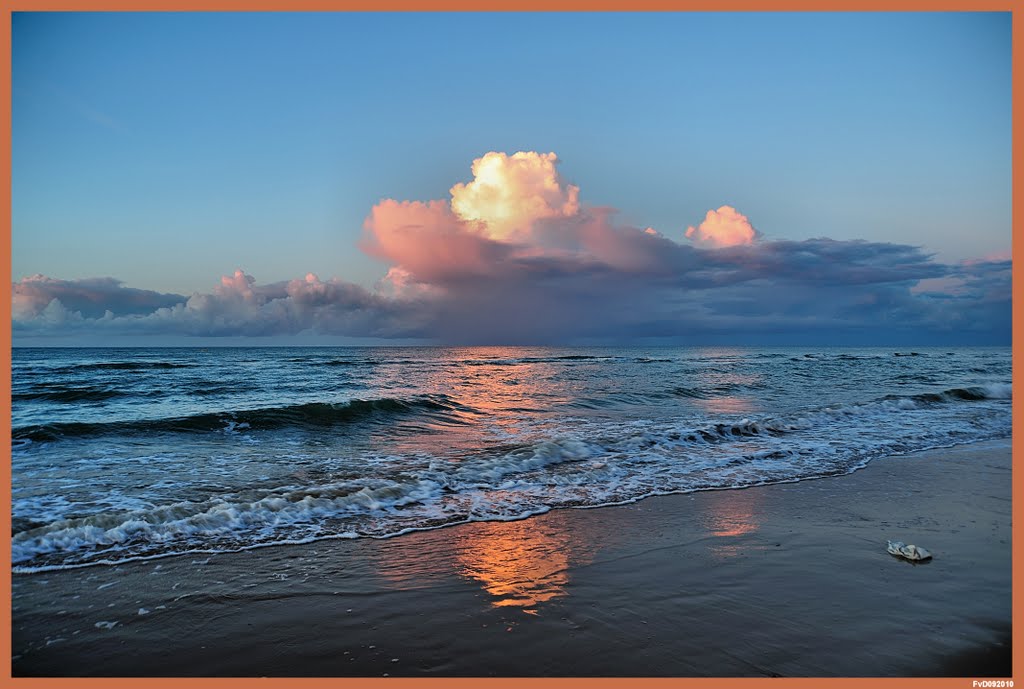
449, 151, 580, 241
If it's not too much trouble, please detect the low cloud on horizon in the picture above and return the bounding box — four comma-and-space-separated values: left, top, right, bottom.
12, 151, 1012, 346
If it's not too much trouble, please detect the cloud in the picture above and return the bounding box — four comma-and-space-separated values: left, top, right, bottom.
698, 238, 946, 288
12, 275, 185, 320
12, 151, 1011, 344
13, 270, 427, 339
685, 205, 759, 247
360, 151, 584, 285
912, 257, 1010, 298
361, 199, 514, 283
449, 151, 579, 242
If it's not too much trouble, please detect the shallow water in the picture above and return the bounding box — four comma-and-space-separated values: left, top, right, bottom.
11, 345, 1011, 571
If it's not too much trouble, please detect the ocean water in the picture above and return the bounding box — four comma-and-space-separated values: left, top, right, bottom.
10, 346, 1012, 572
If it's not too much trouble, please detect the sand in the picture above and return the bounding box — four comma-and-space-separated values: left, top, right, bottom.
11, 439, 1012, 677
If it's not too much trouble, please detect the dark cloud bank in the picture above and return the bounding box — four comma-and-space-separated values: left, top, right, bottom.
12, 242, 1011, 346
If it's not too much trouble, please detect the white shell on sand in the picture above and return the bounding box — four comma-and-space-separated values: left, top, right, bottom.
887, 540, 932, 561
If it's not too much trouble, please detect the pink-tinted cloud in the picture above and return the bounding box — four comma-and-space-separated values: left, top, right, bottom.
361, 199, 514, 284
217, 269, 257, 299
362, 152, 688, 289
685, 206, 759, 247
962, 249, 1012, 267
362, 152, 587, 290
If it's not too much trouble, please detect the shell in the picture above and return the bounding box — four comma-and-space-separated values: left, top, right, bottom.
887, 540, 932, 561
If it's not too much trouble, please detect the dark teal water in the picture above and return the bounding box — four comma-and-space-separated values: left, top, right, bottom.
11, 346, 1011, 572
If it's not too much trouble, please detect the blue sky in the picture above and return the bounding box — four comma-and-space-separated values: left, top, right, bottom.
11, 12, 1012, 345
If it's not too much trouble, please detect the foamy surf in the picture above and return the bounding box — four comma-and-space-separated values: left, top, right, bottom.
12, 346, 1011, 572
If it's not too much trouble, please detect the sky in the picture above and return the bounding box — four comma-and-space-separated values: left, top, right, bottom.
10, 12, 1013, 345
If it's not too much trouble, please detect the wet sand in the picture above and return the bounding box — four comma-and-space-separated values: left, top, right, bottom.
11, 439, 1012, 677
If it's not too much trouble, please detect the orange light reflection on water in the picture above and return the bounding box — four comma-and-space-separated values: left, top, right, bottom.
453, 517, 572, 612
697, 396, 755, 415
704, 488, 763, 560
365, 347, 579, 456
689, 347, 761, 416
450, 347, 577, 419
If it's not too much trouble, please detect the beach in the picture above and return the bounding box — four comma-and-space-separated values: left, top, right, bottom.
10, 7, 1015, 681
12, 438, 1012, 678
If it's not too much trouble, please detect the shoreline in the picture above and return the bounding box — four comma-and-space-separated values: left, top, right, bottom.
12, 438, 1012, 677
12, 437, 1000, 577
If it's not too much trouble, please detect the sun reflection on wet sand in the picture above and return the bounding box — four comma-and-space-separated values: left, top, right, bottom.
453, 517, 574, 612
372, 502, 608, 613
370, 509, 602, 615
703, 488, 763, 559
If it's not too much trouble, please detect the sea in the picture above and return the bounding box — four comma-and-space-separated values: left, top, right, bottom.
10, 346, 1012, 573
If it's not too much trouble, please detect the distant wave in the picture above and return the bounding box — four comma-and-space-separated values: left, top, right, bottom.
82, 361, 195, 370
668, 386, 709, 399
12, 386, 125, 403
12, 395, 472, 442
892, 384, 1012, 404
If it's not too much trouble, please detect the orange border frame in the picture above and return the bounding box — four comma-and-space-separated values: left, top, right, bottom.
0, 4, 1018, 688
